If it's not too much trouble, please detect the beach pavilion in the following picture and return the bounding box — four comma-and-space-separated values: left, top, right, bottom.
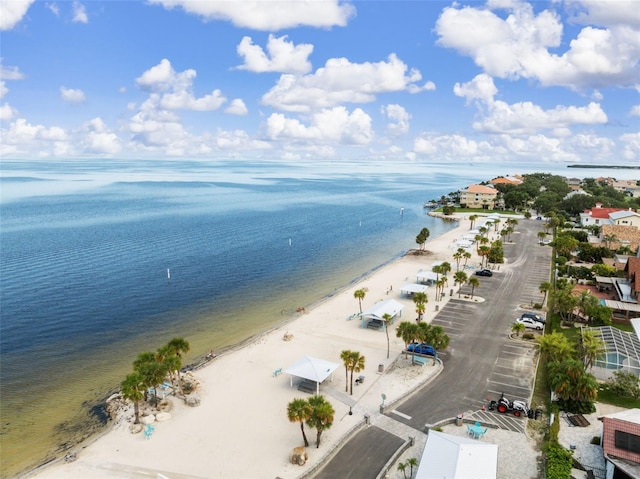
359, 299, 404, 330
283, 356, 339, 395
416, 270, 439, 285
400, 283, 429, 297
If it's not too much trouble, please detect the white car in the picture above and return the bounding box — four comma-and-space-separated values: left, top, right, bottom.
514, 317, 543, 330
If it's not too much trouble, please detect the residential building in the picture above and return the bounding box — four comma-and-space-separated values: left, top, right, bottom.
601, 409, 640, 479
459, 184, 498, 209
579, 203, 627, 227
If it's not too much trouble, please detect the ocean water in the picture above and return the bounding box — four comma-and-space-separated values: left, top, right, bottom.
0, 158, 635, 477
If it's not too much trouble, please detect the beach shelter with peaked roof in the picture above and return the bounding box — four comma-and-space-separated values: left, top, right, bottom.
416, 430, 498, 479
400, 283, 429, 297
283, 356, 339, 394
359, 299, 404, 330
416, 270, 439, 285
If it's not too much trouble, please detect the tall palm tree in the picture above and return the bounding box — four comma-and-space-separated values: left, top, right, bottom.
397, 462, 408, 479
535, 332, 574, 363
452, 248, 465, 271
412, 291, 427, 321
467, 277, 480, 298
440, 261, 452, 277
407, 458, 418, 477
539, 281, 552, 305
306, 395, 335, 448
121, 372, 145, 424
427, 325, 450, 358
454, 271, 468, 297
463, 251, 472, 269
382, 313, 393, 359
547, 359, 598, 403
347, 351, 365, 395
340, 350, 352, 392
603, 233, 618, 249
353, 289, 366, 314
469, 214, 478, 229
579, 329, 606, 371
287, 398, 312, 447
537, 231, 547, 244
396, 321, 417, 359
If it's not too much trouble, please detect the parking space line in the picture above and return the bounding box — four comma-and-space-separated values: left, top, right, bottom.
390, 409, 411, 420
489, 380, 531, 391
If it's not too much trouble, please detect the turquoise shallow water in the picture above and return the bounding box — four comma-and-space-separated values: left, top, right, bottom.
1, 158, 634, 477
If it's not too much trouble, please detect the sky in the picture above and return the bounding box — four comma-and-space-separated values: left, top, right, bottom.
0, 0, 639, 164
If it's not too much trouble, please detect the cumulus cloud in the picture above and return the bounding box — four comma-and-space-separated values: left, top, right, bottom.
225, 99, 248, 116
0, 102, 18, 121
453, 74, 498, 104
630, 105, 640, 116
381, 104, 411, 136
436, 1, 640, 90
80, 118, 121, 155
0, 63, 26, 81
262, 54, 425, 112
266, 106, 373, 145
236, 35, 313, 74
72, 1, 88, 24
148, 0, 355, 31
0, 0, 35, 30
60, 87, 86, 104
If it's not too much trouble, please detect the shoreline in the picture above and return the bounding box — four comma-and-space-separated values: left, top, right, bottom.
23, 216, 475, 479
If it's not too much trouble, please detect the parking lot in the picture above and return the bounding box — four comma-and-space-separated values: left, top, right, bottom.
388, 219, 553, 432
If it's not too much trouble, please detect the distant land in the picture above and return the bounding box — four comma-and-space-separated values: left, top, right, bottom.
567, 165, 640, 169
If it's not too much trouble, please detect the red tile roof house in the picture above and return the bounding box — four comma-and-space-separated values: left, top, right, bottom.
601, 409, 640, 478
579, 203, 627, 227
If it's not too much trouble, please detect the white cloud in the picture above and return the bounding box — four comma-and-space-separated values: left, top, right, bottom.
46, 2, 59, 16
0, 81, 8, 100
266, 106, 373, 145
453, 74, 498, 104
629, 105, 640, 117
381, 104, 411, 136
564, 1, 640, 27
262, 54, 424, 112
475, 101, 607, 135
72, 1, 88, 24
436, 1, 640, 90
619, 131, 640, 161
225, 99, 248, 116
148, 0, 355, 31
0, 63, 26, 80
0, 0, 35, 30
60, 86, 86, 104
0, 102, 18, 120
213, 128, 272, 151
236, 35, 313, 74
80, 118, 121, 155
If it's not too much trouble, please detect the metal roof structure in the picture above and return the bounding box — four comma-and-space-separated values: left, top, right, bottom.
585, 325, 640, 380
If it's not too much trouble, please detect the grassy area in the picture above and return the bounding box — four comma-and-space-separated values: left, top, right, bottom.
432, 207, 523, 215
597, 386, 640, 408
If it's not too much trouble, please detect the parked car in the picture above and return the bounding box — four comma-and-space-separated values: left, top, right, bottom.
514, 317, 543, 330
407, 343, 436, 356
520, 312, 545, 324
475, 269, 493, 277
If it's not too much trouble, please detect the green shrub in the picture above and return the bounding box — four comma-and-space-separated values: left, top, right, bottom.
523, 333, 535, 340
545, 442, 573, 479
606, 371, 640, 399
590, 436, 601, 445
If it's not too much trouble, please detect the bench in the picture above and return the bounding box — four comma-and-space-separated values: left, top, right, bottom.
366, 320, 382, 330
413, 356, 428, 366
297, 380, 316, 394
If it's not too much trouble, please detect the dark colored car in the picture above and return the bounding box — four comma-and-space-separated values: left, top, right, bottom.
407, 343, 436, 356
521, 311, 545, 324
475, 269, 493, 277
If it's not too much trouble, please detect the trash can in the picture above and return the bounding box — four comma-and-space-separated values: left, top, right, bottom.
455, 415, 463, 426
435, 305, 439, 312
364, 414, 370, 425
450, 289, 454, 296
378, 363, 384, 373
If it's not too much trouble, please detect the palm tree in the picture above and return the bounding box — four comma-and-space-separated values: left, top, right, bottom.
478, 245, 491, 267
537, 231, 547, 244
382, 313, 393, 359
454, 271, 468, 297
347, 351, 365, 395
133, 351, 167, 405
579, 329, 606, 371
121, 372, 145, 424
427, 325, 450, 358
467, 277, 480, 298
452, 248, 465, 271
396, 321, 417, 359
397, 462, 408, 479
407, 458, 418, 477
415, 227, 431, 250
440, 261, 452, 277
539, 281, 552, 305
340, 350, 352, 392
603, 233, 618, 249
512, 322, 525, 337
162, 337, 190, 394
412, 291, 427, 321
469, 214, 478, 230
287, 398, 312, 447
547, 359, 598, 404
307, 395, 335, 448
353, 289, 366, 314
462, 251, 472, 269
535, 332, 574, 363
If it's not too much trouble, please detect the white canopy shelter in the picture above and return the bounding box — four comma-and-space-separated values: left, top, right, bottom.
456, 240, 473, 248
360, 299, 404, 330
283, 356, 339, 394
416, 270, 439, 284
416, 430, 498, 479
400, 283, 429, 296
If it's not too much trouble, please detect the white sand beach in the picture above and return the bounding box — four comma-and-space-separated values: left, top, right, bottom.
26, 218, 487, 479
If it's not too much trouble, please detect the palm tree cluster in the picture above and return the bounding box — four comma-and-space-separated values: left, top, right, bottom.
121, 337, 190, 423
287, 395, 335, 448
397, 457, 419, 479
536, 330, 605, 413
340, 349, 366, 395
550, 279, 612, 326
396, 321, 450, 365
431, 262, 451, 301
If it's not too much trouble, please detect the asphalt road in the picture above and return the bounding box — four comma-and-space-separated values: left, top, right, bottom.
313, 218, 552, 478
